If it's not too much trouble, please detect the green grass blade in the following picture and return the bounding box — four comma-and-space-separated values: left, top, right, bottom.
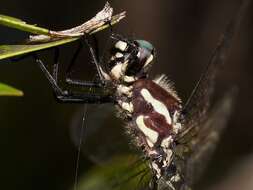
75, 155, 151, 190
0, 37, 78, 60
0, 14, 49, 35
0, 3, 126, 60
0, 82, 23, 96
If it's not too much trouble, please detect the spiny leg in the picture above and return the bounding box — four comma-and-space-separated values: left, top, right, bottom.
65, 39, 104, 88
92, 35, 100, 63
66, 78, 102, 88
49, 39, 110, 102
66, 40, 83, 79
55, 93, 113, 104
84, 36, 106, 83
33, 54, 113, 103
52, 47, 101, 88
34, 54, 65, 95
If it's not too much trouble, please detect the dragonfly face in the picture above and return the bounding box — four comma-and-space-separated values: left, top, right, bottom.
103, 38, 155, 83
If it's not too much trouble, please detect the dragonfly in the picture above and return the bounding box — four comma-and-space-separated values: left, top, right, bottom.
0, 1, 250, 190
68, 0, 250, 189
69, 1, 250, 190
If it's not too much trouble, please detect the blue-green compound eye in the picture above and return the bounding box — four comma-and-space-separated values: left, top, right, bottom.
135, 40, 154, 52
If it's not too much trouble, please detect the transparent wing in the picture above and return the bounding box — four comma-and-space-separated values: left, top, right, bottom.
70, 105, 153, 190
175, 89, 237, 186
180, 0, 249, 132
75, 155, 152, 190
174, 0, 250, 187
70, 104, 132, 164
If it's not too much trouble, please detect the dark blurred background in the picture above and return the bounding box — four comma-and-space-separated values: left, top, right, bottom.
0, 0, 252, 190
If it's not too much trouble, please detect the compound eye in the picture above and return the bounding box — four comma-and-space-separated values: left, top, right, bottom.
115, 40, 128, 51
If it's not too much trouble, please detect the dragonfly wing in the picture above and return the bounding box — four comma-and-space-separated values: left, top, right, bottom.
70, 104, 135, 164
175, 89, 237, 186
175, 0, 250, 185
70, 105, 153, 190
180, 0, 249, 131
75, 154, 152, 190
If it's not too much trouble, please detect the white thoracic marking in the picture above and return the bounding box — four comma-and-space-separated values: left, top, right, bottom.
151, 162, 161, 179
121, 61, 128, 72
115, 52, 124, 58
161, 136, 173, 149
123, 75, 136, 83
172, 111, 182, 134
110, 61, 128, 80
115, 41, 127, 51
162, 149, 173, 167
141, 89, 172, 124
119, 100, 133, 113
117, 85, 133, 97
146, 138, 154, 147
136, 115, 158, 144
144, 54, 154, 67
111, 64, 123, 79
110, 56, 115, 61
173, 123, 182, 134
137, 51, 141, 58
173, 110, 180, 122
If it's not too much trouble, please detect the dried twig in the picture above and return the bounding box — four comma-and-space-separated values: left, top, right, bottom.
29, 2, 126, 42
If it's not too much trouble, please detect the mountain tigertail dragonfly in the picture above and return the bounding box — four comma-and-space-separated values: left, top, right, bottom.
0, 1, 250, 190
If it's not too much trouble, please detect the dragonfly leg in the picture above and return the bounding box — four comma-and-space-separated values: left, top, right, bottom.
84, 36, 106, 83
34, 54, 65, 95
34, 54, 113, 104
55, 93, 113, 104
65, 78, 103, 88
64, 39, 105, 88
65, 40, 83, 79
52, 47, 60, 82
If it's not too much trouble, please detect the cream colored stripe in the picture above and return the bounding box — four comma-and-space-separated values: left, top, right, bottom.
136, 115, 158, 144
141, 88, 172, 124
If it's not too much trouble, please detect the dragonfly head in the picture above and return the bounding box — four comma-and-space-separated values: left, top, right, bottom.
107, 38, 155, 83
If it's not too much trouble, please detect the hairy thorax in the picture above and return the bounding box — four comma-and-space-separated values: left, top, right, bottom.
116, 76, 182, 179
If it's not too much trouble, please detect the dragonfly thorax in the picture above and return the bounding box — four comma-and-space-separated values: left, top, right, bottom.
115, 76, 183, 182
